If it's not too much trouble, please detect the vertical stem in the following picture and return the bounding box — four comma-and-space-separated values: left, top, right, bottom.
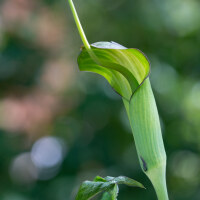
125, 79, 169, 200
147, 164, 169, 200
68, 0, 100, 63
68, 0, 91, 51
154, 179, 169, 200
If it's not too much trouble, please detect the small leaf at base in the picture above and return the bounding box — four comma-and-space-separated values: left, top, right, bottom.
75, 175, 144, 200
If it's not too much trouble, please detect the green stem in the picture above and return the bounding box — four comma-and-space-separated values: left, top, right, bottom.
68, 0, 100, 64
147, 163, 169, 200
123, 79, 169, 200
68, 0, 91, 51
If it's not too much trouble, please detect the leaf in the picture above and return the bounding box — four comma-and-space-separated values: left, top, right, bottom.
75, 176, 144, 200
100, 185, 119, 200
109, 184, 119, 200
94, 177, 119, 200
94, 176, 107, 182
101, 192, 112, 200
78, 41, 150, 100
75, 181, 115, 200
104, 176, 145, 188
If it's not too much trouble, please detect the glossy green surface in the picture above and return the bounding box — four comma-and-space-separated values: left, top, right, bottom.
78, 42, 150, 101
76, 176, 144, 200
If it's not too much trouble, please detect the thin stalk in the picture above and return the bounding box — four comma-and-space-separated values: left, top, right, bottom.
68, 0, 90, 51
68, 0, 101, 64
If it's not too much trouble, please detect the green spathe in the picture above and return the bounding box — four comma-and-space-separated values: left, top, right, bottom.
78, 42, 150, 100
68, 0, 169, 199
78, 44, 169, 199
125, 78, 168, 199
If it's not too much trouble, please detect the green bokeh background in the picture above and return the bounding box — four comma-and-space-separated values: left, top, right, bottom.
0, 0, 200, 199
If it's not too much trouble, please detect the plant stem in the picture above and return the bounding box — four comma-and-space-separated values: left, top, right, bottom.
123, 79, 169, 200
146, 163, 169, 200
68, 0, 91, 51
68, 0, 101, 64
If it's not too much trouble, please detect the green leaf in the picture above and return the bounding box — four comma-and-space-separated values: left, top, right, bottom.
94, 176, 107, 182
109, 184, 119, 200
104, 176, 145, 188
75, 176, 144, 200
78, 41, 150, 100
101, 192, 112, 200
75, 180, 115, 200
100, 185, 119, 200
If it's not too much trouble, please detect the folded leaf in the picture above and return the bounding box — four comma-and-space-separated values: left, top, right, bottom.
101, 192, 112, 200
75, 180, 115, 200
109, 184, 119, 200
75, 175, 144, 200
78, 41, 150, 100
104, 176, 145, 188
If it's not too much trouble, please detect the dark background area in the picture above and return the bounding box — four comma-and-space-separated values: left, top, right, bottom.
0, 0, 200, 199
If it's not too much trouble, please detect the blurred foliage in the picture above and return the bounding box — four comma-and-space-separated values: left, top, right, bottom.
0, 0, 200, 200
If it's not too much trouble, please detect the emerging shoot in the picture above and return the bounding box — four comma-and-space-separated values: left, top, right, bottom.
68, 1, 169, 199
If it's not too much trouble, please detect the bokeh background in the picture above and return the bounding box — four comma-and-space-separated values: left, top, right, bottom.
0, 0, 200, 199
